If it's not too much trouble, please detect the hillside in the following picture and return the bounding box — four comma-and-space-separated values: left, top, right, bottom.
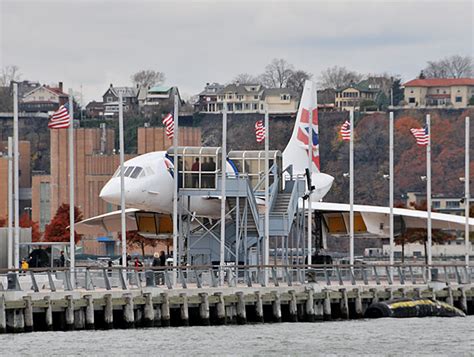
1, 108, 472, 207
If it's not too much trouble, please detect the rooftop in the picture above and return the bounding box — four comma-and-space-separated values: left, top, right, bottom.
404, 78, 474, 87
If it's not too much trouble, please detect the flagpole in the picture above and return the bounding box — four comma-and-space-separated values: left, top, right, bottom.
307, 107, 313, 266
172, 90, 179, 285
119, 92, 126, 268
465, 116, 470, 268
13, 82, 19, 269
220, 105, 227, 285
264, 108, 270, 284
389, 112, 394, 268
7, 137, 13, 269
426, 114, 432, 275
349, 110, 354, 267
68, 89, 75, 286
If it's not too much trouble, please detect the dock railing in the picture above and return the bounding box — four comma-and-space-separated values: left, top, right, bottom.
0, 263, 472, 292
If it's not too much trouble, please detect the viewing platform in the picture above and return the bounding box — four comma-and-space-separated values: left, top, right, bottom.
0, 263, 472, 333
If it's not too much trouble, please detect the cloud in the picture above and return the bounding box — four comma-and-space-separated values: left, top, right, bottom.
0, 0, 472, 103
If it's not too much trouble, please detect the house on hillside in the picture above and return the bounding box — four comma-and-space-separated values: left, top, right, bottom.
20, 82, 69, 113
194, 82, 224, 112
196, 82, 298, 115
102, 84, 138, 117
137, 85, 181, 117
335, 80, 380, 111
403, 78, 474, 108
85, 101, 104, 118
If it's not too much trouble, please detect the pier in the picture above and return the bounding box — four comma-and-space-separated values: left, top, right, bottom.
0, 263, 472, 333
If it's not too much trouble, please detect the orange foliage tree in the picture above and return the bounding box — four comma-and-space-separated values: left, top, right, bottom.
19, 212, 42, 242
43, 204, 83, 243
395, 201, 455, 263
119, 230, 160, 258
0, 217, 5, 227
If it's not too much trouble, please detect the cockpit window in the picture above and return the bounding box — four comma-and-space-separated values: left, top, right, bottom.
124, 166, 134, 177
130, 167, 143, 179
145, 167, 155, 176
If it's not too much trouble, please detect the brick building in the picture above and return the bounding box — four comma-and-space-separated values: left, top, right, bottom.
0, 141, 31, 219
31, 124, 201, 256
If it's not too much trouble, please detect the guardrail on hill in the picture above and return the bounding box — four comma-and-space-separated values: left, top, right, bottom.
0, 263, 472, 292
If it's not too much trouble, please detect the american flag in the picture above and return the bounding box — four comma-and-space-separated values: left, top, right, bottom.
410, 126, 429, 146
162, 113, 174, 139
340, 120, 351, 141
296, 108, 320, 170
255, 120, 265, 143
48, 103, 71, 129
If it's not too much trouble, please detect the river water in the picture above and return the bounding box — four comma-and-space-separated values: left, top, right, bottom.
2, 317, 472, 356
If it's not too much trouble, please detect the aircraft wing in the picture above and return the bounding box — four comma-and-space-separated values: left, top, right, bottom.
311, 202, 474, 236
75, 209, 173, 239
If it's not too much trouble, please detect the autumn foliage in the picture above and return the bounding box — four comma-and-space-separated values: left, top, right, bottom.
43, 204, 83, 243
19, 212, 42, 241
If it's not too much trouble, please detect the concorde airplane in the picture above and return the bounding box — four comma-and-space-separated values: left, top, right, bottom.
75, 81, 474, 238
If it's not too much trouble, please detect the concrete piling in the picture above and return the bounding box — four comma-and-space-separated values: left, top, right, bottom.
143, 293, 155, 327
254, 291, 264, 323
161, 293, 170, 327
23, 296, 33, 332
214, 292, 225, 325
65, 295, 75, 330
370, 288, 379, 303
104, 294, 113, 329
305, 287, 315, 322
354, 289, 363, 318
85, 295, 95, 329
225, 304, 236, 324
7, 309, 24, 333
0, 295, 6, 333
289, 290, 298, 322
323, 290, 332, 320
339, 288, 349, 319
385, 288, 394, 301
123, 294, 135, 328
314, 300, 324, 321
236, 292, 247, 324
44, 296, 53, 330
272, 291, 282, 323
74, 308, 85, 330
446, 286, 454, 306
180, 293, 189, 326
199, 292, 210, 325
459, 287, 468, 313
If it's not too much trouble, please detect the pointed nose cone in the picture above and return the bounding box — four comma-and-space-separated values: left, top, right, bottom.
311, 173, 334, 201
99, 180, 121, 205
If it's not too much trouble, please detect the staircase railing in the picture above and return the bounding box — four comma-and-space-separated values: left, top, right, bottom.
246, 179, 263, 237
285, 175, 305, 233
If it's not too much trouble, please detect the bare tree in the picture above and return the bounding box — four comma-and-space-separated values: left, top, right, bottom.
260, 58, 294, 88
131, 69, 165, 88
0, 65, 21, 86
424, 55, 474, 78
232, 73, 260, 84
286, 70, 313, 95
318, 66, 363, 89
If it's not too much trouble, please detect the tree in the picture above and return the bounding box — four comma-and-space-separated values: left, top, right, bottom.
395, 201, 455, 263
19, 212, 41, 242
120, 230, 159, 258
0, 65, 21, 86
423, 55, 474, 78
0, 217, 5, 227
131, 70, 165, 88
232, 73, 259, 84
391, 78, 404, 106
43, 204, 83, 243
286, 70, 313, 95
318, 66, 363, 89
260, 58, 294, 88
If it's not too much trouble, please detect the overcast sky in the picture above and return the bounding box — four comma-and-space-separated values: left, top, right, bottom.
0, 0, 472, 103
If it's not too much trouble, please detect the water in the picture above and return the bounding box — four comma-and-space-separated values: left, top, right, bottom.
2, 317, 473, 356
